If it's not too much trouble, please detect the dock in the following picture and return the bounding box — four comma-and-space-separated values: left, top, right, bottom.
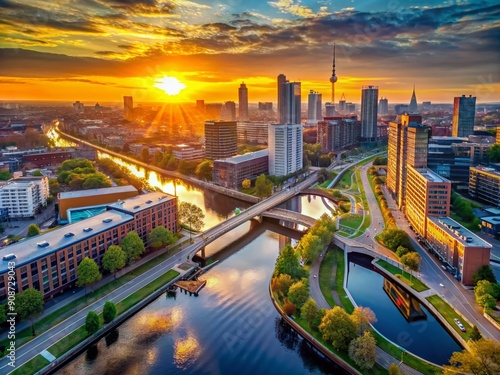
174, 280, 207, 295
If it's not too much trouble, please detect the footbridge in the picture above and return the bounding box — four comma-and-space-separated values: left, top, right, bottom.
262, 208, 316, 228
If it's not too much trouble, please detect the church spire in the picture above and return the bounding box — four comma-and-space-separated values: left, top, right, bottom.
409, 84, 418, 113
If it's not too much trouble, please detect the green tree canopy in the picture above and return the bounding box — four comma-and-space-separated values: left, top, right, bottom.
489, 144, 500, 163
102, 245, 126, 277
317, 168, 331, 183
255, 174, 273, 198
76, 257, 102, 292
477, 294, 497, 310
121, 231, 145, 264
49, 178, 60, 195
474, 280, 498, 301
444, 339, 500, 375
348, 331, 377, 370
287, 280, 309, 309
350, 306, 377, 336
379, 228, 413, 252
271, 273, 294, 296
178, 202, 205, 239
274, 244, 307, 280
26, 224, 41, 237
15, 288, 44, 335
148, 226, 175, 249
401, 252, 422, 274
297, 233, 323, 264
469, 325, 483, 342
319, 306, 357, 351
31, 170, 43, 176
0, 171, 12, 181
195, 160, 213, 181
473, 265, 497, 286
85, 311, 100, 334
103, 301, 117, 324
301, 298, 319, 329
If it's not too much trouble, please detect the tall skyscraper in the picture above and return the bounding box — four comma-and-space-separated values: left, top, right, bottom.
238, 82, 248, 120
204, 121, 237, 160
409, 85, 418, 113
268, 123, 303, 176
360, 86, 378, 141
452, 95, 476, 137
222, 101, 236, 121
307, 90, 322, 123
387, 114, 430, 210
277, 74, 287, 123
329, 43, 338, 104
123, 96, 133, 119
338, 93, 346, 113
378, 97, 388, 115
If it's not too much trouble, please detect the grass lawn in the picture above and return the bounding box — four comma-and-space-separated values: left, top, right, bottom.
376, 260, 429, 292
0, 243, 187, 355
10, 355, 50, 375
339, 214, 363, 230
334, 248, 354, 313
319, 250, 336, 307
239, 187, 256, 195
426, 295, 472, 341
338, 170, 354, 189
49, 325, 90, 358
319, 179, 332, 188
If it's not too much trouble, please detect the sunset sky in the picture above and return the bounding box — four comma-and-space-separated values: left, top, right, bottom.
1, 0, 499, 104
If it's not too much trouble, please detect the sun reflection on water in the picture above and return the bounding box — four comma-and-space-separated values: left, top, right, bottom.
173, 335, 201, 368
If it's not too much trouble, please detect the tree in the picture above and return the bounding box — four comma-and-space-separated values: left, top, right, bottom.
0, 303, 6, 324
272, 273, 294, 296
473, 265, 497, 286
15, 288, 44, 336
102, 245, 126, 278
474, 280, 498, 302
297, 233, 322, 264
0, 170, 12, 181
103, 301, 117, 324
121, 231, 145, 264
26, 224, 41, 237
287, 280, 309, 309
195, 160, 212, 181
274, 244, 307, 280
85, 311, 100, 334
319, 306, 357, 351
489, 144, 500, 163
49, 178, 60, 195
242, 179, 251, 189
388, 363, 401, 375
301, 298, 319, 329
148, 226, 175, 249
283, 300, 296, 316
348, 331, 377, 370
350, 306, 377, 336
444, 339, 500, 375
396, 246, 410, 258
477, 294, 497, 310
469, 325, 483, 342
401, 252, 421, 282
77, 257, 102, 293
178, 202, 205, 240
31, 170, 43, 176
255, 174, 273, 198
317, 168, 331, 183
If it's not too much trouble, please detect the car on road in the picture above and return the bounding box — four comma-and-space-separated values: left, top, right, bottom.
454, 318, 466, 332
313, 274, 317, 278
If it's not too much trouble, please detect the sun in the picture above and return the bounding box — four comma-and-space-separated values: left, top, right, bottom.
154, 76, 186, 96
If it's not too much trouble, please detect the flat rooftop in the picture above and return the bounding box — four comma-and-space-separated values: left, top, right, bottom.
471, 165, 500, 176
0, 210, 133, 273
415, 167, 450, 183
59, 185, 138, 200
215, 149, 269, 164
430, 217, 492, 248
481, 216, 500, 225
107, 191, 175, 214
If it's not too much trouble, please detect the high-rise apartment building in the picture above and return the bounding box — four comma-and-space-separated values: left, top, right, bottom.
277, 74, 287, 123
378, 97, 388, 115
277, 75, 301, 124
268, 123, 303, 176
469, 166, 500, 207
452, 95, 476, 137
387, 114, 429, 209
360, 86, 378, 141
222, 101, 236, 121
317, 116, 360, 153
307, 90, 322, 123
204, 121, 237, 160
406, 166, 451, 236
123, 96, 133, 119
325, 102, 335, 117
238, 83, 248, 120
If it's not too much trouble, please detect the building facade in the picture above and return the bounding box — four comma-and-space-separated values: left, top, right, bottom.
426, 217, 491, 285
387, 114, 429, 209
307, 90, 322, 123
204, 121, 238, 160
237, 122, 269, 145
123, 96, 133, 119
238, 83, 248, 120
317, 116, 360, 153
212, 150, 269, 189
378, 98, 388, 115
0, 192, 177, 301
406, 166, 451, 236
452, 95, 476, 137
22, 151, 73, 168
222, 101, 236, 121
469, 166, 500, 207
172, 143, 205, 161
268, 123, 303, 176
0, 182, 39, 219
360, 86, 378, 141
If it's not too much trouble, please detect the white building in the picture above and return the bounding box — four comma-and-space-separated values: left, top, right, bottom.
268, 123, 303, 176
14, 176, 50, 205
172, 144, 205, 161
0, 181, 40, 218
307, 90, 322, 124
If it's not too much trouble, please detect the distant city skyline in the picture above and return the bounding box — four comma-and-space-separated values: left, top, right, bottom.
0, 0, 498, 102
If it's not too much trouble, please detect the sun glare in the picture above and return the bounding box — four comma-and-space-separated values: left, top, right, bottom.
155, 76, 186, 96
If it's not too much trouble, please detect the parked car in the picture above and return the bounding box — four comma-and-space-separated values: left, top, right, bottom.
454, 318, 466, 332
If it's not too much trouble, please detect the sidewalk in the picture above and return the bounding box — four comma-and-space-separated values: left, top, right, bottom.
0, 230, 197, 374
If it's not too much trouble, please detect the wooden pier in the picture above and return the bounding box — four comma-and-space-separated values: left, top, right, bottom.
174, 280, 207, 295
